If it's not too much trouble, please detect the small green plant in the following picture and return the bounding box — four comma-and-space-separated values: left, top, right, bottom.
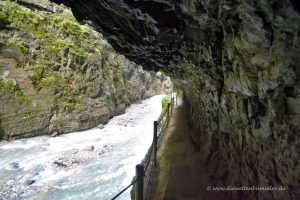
8, 38, 29, 54
188, 0, 197, 11
0, 7, 9, 27
0, 78, 15, 92
0, 79, 31, 105
40, 74, 61, 87
59, 101, 81, 110
16, 111, 38, 120
161, 94, 171, 109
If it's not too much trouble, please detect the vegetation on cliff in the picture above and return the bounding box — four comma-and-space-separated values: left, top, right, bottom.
0, 0, 172, 140
50, 0, 300, 199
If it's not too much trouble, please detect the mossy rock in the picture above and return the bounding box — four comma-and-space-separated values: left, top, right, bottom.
0, 78, 31, 105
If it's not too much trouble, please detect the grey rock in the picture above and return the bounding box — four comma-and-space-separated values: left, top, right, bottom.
97, 124, 105, 129
50, 0, 300, 199
50, 131, 59, 137
0, 0, 172, 141
26, 180, 35, 186
53, 161, 67, 167
88, 145, 94, 151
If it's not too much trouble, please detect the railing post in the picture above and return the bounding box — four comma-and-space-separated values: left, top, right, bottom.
167, 103, 170, 126
135, 164, 144, 200
171, 96, 174, 114
153, 121, 158, 167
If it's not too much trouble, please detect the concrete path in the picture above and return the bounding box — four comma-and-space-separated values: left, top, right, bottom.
150, 101, 206, 200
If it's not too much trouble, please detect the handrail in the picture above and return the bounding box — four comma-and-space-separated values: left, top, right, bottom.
110, 177, 140, 200
142, 142, 153, 172
110, 93, 176, 200
157, 106, 168, 124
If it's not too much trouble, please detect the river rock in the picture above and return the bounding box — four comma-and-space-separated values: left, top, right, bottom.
88, 145, 94, 151
0, 174, 39, 200
50, 131, 59, 137
97, 124, 105, 129
53, 160, 68, 168
9, 161, 21, 171
26, 180, 35, 186
53, 145, 113, 168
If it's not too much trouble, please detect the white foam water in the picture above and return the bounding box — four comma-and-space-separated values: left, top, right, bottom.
0, 95, 165, 200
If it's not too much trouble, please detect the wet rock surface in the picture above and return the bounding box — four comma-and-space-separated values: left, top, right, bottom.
0, 165, 44, 200
0, 0, 172, 141
50, 0, 300, 199
53, 144, 113, 168
0, 144, 113, 199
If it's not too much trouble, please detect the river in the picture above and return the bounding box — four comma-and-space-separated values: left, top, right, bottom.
0, 95, 165, 200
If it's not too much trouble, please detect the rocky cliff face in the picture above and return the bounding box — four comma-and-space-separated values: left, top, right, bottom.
50, 0, 300, 199
0, 0, 172, 140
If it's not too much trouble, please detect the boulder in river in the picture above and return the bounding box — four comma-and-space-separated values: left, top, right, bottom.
97, 124, 105, 129
50, 131, 59, 137
53, 161, 68, 168
26, 180, 35, 186
9, 161, 21, 171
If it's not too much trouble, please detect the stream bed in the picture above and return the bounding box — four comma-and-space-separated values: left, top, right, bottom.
0, 95, 165, 200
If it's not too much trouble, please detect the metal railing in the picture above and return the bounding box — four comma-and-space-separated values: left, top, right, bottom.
110, 93, 176, 200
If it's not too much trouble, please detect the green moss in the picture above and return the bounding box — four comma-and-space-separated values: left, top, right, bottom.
0, 79, 31, 105
54, 17, 86, 37
0, 6, 9, 28
122, 95, 130, 106
8, 38, 29, 54
0, 1, 102, 90
40, 74, 62, 87
0, 78, 14, 92
112, 61, 126, 87
15, 90, 31, 105
15, 111, 38, 121
28, 64, 45, 88
189, 0, 196, 11
0, 1, 134, 117
59, 101, 81, 110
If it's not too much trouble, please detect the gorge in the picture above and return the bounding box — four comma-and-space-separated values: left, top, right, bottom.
0, 0, 172, 140
49, 0, 300, 199
1, 0, 300, 199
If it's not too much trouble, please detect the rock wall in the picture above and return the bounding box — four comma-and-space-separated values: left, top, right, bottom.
51, 0, 300, 199
180, 2, 300, 199
0, 0, 172, 140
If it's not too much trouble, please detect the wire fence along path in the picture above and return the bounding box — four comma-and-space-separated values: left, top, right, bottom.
111, 93, 176, 200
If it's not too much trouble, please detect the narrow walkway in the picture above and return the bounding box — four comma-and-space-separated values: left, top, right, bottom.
150, 100, 205, 200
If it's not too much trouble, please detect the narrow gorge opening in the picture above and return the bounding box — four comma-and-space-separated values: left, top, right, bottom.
0, 0, 173, 199
1, 0, 300, 200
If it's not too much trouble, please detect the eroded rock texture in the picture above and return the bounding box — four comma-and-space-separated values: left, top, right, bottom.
0, 0, 172, 140
50, 0, 300, 199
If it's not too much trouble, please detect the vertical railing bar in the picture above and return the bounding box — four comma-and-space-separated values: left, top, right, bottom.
167, 103, 170, 127
153, 121, 158, 167
133, 92, 177, 200
135, 164, 144, 200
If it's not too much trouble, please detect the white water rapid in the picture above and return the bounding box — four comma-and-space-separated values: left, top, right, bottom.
0, 95, 165, 200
